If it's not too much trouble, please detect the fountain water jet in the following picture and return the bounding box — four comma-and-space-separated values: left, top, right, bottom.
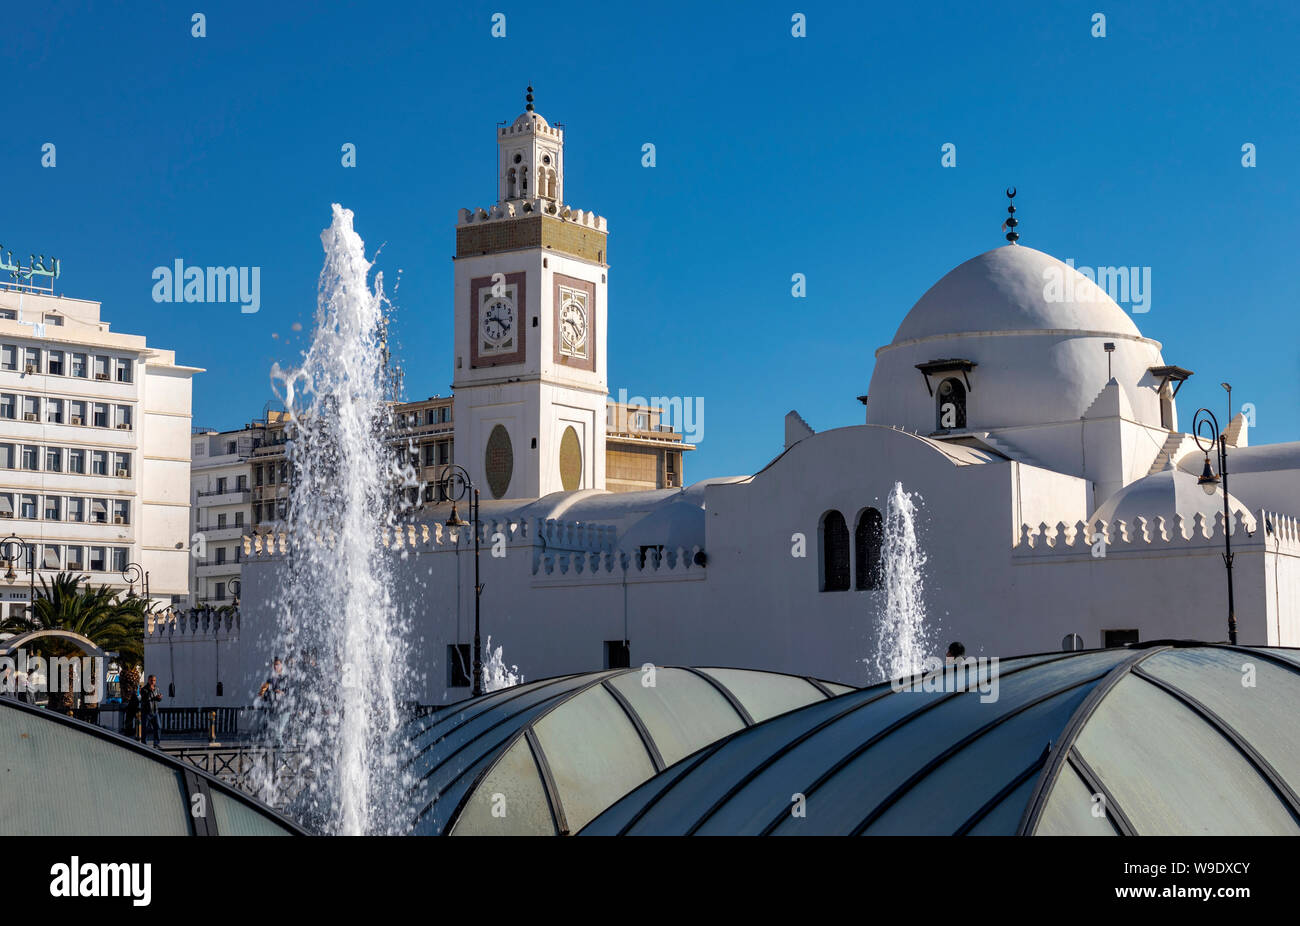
872, 481, 934, 682
481, 635, 523, 693
263, 204, 414, 835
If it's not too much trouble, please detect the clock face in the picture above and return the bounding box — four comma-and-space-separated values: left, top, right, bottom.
480, 296, 515, 349
560, 299, 587, 357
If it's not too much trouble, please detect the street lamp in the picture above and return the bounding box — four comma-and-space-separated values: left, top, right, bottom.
1192, 397, 1237, 645
440, 465, 484, 696
0, 533, 36, 618
121, 562, 150, 605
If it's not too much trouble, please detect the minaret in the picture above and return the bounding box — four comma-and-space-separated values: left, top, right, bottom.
451, 90, 610, 500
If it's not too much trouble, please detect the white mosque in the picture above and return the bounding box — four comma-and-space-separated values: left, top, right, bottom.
155, 97, 1300, 706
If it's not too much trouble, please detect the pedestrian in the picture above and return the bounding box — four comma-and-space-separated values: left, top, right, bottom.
124, 678, 141, 740
140, 673, 163, 748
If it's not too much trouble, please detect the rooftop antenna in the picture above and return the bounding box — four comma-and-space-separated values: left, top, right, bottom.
1002, 188, 1020, 244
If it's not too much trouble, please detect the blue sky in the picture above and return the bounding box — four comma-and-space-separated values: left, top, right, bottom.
2, 1, 1297, 480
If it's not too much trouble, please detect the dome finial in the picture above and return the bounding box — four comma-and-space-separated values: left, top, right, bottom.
1002, 187, 1020, 244
525, 85, 534, 113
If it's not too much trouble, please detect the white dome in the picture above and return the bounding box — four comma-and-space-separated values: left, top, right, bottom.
1092, 467, 1256, 533
866, 244, 1168, 434
511, 110, 551, 130
892, 246, 1141, 343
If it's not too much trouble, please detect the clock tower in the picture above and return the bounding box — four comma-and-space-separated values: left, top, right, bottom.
451, 89, 609, 500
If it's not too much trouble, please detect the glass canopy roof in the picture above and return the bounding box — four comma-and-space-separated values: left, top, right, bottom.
576, 644, 1300, 836
406, 667, 852, 835
0, 697, 302, 836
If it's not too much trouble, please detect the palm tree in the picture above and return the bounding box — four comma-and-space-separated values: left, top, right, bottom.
0, 572, 148, 713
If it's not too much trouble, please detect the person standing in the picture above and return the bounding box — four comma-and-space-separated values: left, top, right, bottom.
123, 677, 141, 740
140, 674, 163, 748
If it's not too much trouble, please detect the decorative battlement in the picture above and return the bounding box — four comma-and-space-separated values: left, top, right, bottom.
1014, 509, 1300, 558
239, 516, 707, 581
457, 201, 607, 232
498, 120, 563, 141
145, 610, 239, 642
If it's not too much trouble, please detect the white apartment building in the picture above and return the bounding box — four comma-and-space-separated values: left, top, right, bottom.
0, 286, 199, 616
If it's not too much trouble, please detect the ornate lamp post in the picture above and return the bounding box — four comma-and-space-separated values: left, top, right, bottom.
0, 533, 35, 618
1192, 396, 1236, 645
121, 562, 150, 605
440, 465, 484, 696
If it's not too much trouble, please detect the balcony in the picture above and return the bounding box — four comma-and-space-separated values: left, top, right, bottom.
195, 489, 251, 507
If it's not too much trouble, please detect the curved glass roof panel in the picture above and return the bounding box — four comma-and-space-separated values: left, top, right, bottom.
449, 736, 556, 836
695, 668, 825, 721
1139, 648, 1300, 790
607, 668, 745, 767
407, 666, 845, 836
533, 684, 658, 832
0, 699, 300, 836
581, 645, 1297, 836
1034, 763, 1118, 836
1071, 674, 1299, 836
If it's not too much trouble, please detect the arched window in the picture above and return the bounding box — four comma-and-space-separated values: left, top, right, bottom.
507, 168, 517, 198
936, 377, 966, 430
855, 507, 883, 590
520, 165, 529, 195
820, 510, 850, 592
546, 168, 557, 199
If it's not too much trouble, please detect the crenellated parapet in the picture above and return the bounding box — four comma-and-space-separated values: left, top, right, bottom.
457, 201, 607, 232
532, 545, 707, 579
145, 610, 240, 642
1014, 509, 1299, 558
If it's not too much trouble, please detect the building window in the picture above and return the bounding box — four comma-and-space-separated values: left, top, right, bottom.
114, 406, 132, 430
447, 643, 472, 688
635, 412, 649, 431
217, 513, 227, 528
47, 351, 64, 375
88, 547, 106, 571
423, 444, 436, 466
42, 546, 61, 569
45, 448, 61, 472
21, 445, 39, 470
936, 377, 967, 431
0, 395, 13, 419
855, 507, 883, 590
215, 581, 226, 601
0, 444, 12, 469
44, 496, 61, 520
69, 400, 85, 424
0, 346, 14, 371
112, 500, 130, 524
111, 548, 128, 572
67, 498, 84, 522
91, 499, 108, 523
0, 492, 12, 517
92, 403, 108, 428
114, 452, 130, 476
226, 440, 237, 455
21, 494, 37, 519
237, 474, 248, 490
255, 465, 264, 487
67, 449, 85, 474
91, 451, 108, 476
24, 348, 39, 372
234, 511, 244, 527
43, 313, 63, 327
70, 353, 87, 378
820, 510, 850, 592
115, 358, 133, 383
216, 547, 226, 564
66, 546, 83, 569
93, 356, 109, 380
45, 398, 63, 423
21, 396, 39, 420
604, 640, 631, 669
1104, 629, 1139, 648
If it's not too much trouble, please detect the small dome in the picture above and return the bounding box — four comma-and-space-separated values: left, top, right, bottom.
1093, 467, 1256, 533
892, 245, 1141, 343
511, 110, 550, 130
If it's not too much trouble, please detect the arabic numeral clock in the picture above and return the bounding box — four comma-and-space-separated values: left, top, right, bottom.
480, 294, 515, 352
560, 298, 587, 358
